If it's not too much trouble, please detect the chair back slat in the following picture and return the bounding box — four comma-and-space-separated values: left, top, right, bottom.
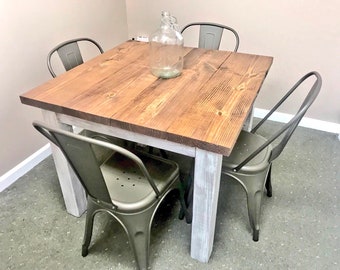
33, 122, 162, 204
199, 25, 224, 50
57, 42, 84, 71
233, 71, 322, 171
181, 22, 240, 52
47, 37, 104, 78
53, 133, 112, 203
268, 72, 321, 161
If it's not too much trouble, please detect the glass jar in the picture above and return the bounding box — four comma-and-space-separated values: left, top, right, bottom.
149, 11, 184, 79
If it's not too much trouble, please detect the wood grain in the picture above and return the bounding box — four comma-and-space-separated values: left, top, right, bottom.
20, 40, 273, 156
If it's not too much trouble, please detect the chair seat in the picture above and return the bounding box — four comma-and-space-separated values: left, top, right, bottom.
222, 131, 272, 173
101, 151, 179, 212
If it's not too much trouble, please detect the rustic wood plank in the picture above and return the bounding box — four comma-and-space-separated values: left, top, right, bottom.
113, 49, 229, 134
21, 40, 273, 155
166, 52, 273, 155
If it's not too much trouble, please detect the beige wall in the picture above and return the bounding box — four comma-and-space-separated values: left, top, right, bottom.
126, 0, 340, 123
0, 0, 128, 175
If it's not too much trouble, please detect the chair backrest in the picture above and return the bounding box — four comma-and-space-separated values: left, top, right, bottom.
233, 71, 322, 171
181, 22, 239, 51
47, 37, 104, 78
32, 122, 161, 204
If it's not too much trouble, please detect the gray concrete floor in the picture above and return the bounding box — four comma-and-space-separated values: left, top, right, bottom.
1, 121, 339, 269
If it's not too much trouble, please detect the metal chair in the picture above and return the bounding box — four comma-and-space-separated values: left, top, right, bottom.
221, 71, 322, 241
46, 38, 127, 145
181, 22, 240, 51
47, 37, 104, 78
33, 121, 180, 270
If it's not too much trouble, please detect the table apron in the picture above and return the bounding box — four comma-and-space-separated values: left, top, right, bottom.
57, 113, 196, 158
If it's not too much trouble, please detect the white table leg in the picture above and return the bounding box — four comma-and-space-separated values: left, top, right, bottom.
190, 148, 222, 262
243, 106, 254, 131
42, 110, 87, 217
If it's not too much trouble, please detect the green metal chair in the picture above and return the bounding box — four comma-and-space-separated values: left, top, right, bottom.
221, 71, 322, 241
33, 121, 180, 270
181, 22, 239, 51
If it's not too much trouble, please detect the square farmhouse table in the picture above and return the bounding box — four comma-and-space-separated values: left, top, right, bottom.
20, 40, 273, 263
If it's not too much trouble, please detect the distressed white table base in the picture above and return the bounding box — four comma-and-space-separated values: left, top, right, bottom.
191, 149, 222, 262
42, 110, 222, 263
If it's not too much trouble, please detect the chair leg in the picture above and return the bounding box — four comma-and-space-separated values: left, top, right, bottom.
160, 149, 168, 159
82, 199, 97, 257
178, 179, 187, 220
116, 210, 155, 270
148, 146, 168, 159
178, 172, 193, 224
265, 164, 272, 197
238, 170, 268, 242
245, 189, 263, 241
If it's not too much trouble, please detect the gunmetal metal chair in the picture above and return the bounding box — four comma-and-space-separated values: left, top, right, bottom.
47, 37, 104, 78
46, 38, 126, 144
33, 121, 180, 270
221, 71, 322, 241
181, 22, 240, 51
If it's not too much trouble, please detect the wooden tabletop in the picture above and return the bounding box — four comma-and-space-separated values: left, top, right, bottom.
21, 40, 273, 156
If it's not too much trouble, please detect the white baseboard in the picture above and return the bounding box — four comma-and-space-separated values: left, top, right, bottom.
0, 110, 339, 192
0, 144, 51, 192
254, 108, 340, 134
